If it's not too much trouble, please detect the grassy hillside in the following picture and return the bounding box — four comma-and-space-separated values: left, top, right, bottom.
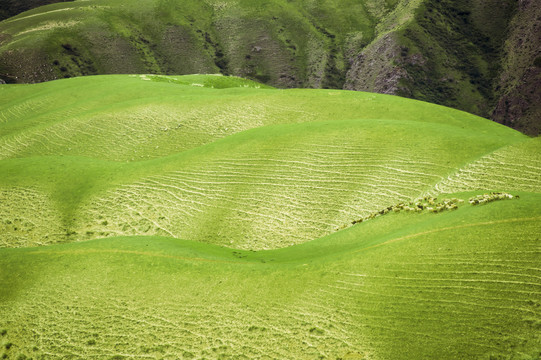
0, 75, 540, 358
1, 74, 535, 249
0, 0, 538, 134
1, 192, 539, 359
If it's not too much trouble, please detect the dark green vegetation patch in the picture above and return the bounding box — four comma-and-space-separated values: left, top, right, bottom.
0, 0, 74, 21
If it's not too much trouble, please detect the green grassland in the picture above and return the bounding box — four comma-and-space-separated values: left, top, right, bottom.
0, 74, 540, 358
1, 74, 535, 249
1, 193, 539, 359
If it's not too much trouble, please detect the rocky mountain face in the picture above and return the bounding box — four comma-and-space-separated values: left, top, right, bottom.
0, 0, 539, 135
344, 0, 540, 136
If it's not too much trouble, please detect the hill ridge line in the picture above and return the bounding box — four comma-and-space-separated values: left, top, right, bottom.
22, 215, 541, 265
29, 247, 244, 265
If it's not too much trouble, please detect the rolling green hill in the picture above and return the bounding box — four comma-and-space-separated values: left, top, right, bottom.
0, 75, 540, 359
1, 74, 537, 249
1, 193, 539, 359
0, 0, 539, 134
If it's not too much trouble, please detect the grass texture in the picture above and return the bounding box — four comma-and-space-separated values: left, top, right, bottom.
0, 74, 540, 359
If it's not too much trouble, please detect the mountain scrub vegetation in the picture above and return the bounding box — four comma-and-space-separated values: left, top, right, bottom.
0, 0, 539, 134
0, 1, 540, 359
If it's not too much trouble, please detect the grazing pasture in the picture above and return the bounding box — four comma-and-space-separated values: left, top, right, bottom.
0, 75, 539, 359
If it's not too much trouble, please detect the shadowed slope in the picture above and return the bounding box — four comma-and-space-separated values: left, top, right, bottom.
0, 0, 73, 21
0, 0, 398, 86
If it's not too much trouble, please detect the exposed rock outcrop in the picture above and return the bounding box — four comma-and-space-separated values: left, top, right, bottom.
344, 33, 412, 96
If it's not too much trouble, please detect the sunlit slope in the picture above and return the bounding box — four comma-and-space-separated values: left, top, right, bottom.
0, 75, 536, 249
1, 115, 532, 249
0, 74, 519, 162
431, 137, 541, 195
75, 121, 533, 250
0, 75, 276, 161
1, 192, 539, 359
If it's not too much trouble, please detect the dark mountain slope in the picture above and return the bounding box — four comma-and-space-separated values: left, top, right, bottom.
492, 0, 541, 136
346, 0, 514, 114
0, 0, 73, 21
343, 0, 539, 135
0, 0, 393, 88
